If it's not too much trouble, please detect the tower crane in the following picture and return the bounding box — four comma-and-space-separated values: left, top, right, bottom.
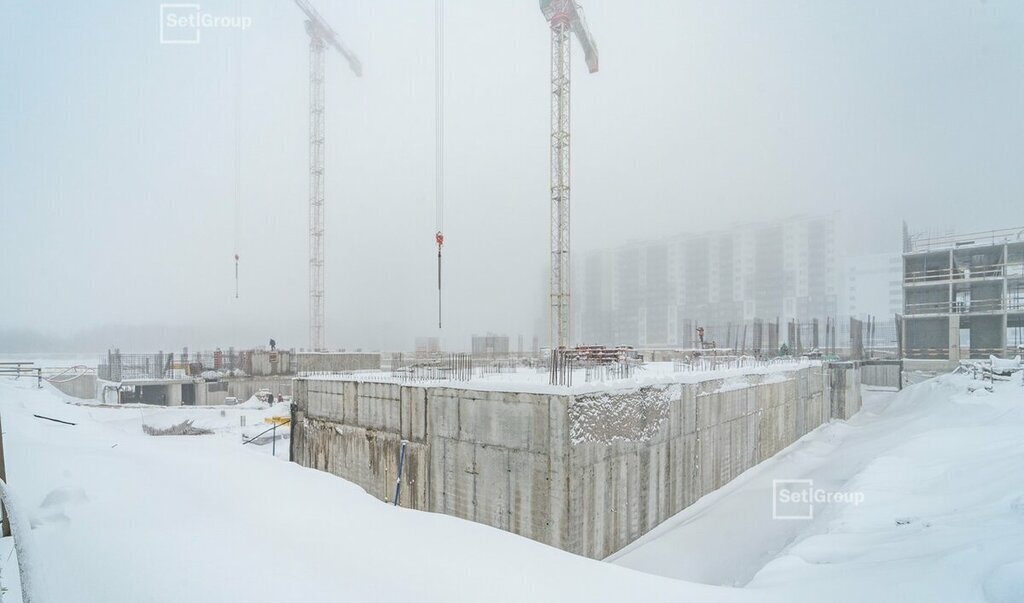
539, 0, 598, 350
291, 0, 362, 351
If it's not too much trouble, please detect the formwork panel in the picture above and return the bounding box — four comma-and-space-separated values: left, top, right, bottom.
682, 433, 699, 507
342, 381, 358, 423
444, 439, 478, 522
547, 395, 570, 550
589, 460, 609, 559
508, 450, 550, 541
698, 428, 716, 494
681, 386, 697, 434
612, 454, 630, 559
475, 445, 510, 531
356, 384, 402, 433
627, 451, 642, 545
408, 387, 428, 442
458, 397, 535, 450
716, 421, 732, 488
427, 391, 460, 440
668, 436, 684, 510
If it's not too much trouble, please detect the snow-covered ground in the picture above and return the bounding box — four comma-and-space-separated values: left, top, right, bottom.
1, 370, 1022, 602
0, 379, 754, 603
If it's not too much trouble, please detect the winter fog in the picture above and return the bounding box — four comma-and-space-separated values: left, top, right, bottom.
2, 0, 1022, 352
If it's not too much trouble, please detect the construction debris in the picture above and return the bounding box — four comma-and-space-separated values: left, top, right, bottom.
142, 420, 212, 436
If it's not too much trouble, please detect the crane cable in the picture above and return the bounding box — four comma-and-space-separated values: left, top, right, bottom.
434, 0, 445, 329
231, 43, 242, 299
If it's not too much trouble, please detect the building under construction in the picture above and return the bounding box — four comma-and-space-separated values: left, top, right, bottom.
901, 226, 1024, 363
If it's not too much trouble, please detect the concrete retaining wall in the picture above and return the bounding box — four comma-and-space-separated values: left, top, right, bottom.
249, 351, 292, 377
294, 352, 382, 373
48, 374, 97, 399
293, 364, 849, 558
565, 370, 827, 558
860, 360, 903, 390
827, 362, 862, 420
222, 376, 290, 399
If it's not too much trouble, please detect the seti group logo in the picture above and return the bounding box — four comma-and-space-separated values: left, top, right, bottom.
772, 479, 865, 520
160, 4, 253, 44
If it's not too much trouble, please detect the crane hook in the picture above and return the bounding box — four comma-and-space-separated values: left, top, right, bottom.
436, 232, 444, 328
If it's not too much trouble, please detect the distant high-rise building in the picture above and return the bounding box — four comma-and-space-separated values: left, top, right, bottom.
471, 333, 510, 356
578, 215, 840, 347
415, 337, 441, 354
845, 253, 903, 320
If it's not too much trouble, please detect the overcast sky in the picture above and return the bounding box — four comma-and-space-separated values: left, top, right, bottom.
1, 0, 1022, 352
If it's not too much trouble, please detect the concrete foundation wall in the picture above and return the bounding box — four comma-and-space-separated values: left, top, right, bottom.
295, 352, 382, 373
48, 374, 97, 399
249, 351, 292, 377
228, 377, 292, 403
293, 365, 849, 559
860, 360, 902, 389
827, 362, 862, 420
566, 370, 827, 558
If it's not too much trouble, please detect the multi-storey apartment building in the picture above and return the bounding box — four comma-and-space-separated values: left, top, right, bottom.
845, 253, 903, 319
578, 215, 840, 347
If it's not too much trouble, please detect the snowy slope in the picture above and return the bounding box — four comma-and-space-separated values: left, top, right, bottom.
0, 380, 760, 603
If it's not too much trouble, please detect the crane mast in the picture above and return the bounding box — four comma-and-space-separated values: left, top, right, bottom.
307, 22, 326, 351
292, 0, 361, 352
539, 0, 598, 351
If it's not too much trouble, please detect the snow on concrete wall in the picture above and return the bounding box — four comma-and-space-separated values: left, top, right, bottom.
293, 365, 842, 559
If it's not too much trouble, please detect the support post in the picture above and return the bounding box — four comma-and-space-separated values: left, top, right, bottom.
393, 439, 409, 507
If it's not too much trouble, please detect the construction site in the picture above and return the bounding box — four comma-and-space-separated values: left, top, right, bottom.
3, 1, 1023, 601
16, 0, 977, 560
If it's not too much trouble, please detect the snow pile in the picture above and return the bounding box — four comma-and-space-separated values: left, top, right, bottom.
141, 419, 212, 436
990, 355, 1022, 375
